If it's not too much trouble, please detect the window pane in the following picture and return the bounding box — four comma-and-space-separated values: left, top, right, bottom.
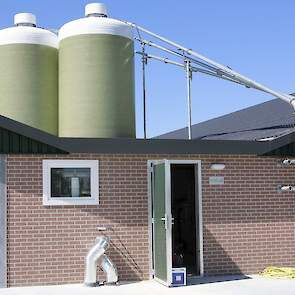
51, 168, 91, 198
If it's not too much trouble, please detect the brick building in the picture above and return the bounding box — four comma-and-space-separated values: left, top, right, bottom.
0, 98, 295, 287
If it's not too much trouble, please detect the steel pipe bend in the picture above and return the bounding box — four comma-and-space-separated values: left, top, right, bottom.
84, 235, 118, 287
99, 254, 118, 284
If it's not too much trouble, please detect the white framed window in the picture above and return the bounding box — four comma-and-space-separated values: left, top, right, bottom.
43, 160, 99, 206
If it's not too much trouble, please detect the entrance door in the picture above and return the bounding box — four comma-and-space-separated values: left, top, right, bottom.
171, 164, 200, 277
150, 160, 202, 286
151, 160, 172, 286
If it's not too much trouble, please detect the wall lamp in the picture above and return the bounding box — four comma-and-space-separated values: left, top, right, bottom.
282, 159, 295, 165
210, 163, 225, 170
278, 185, 295, 192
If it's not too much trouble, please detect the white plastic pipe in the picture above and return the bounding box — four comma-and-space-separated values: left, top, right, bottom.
126, 22, 295, 110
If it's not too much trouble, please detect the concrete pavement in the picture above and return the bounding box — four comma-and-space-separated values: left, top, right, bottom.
1, 275, 294, 295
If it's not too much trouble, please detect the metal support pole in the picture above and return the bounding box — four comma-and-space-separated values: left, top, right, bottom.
141, 43, 148, 139
185, 60, 192, 140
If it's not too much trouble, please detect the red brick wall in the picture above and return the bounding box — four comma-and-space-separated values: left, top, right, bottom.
6, 154, 295, 286
202, 156, 295, 274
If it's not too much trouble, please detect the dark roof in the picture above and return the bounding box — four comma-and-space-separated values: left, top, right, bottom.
0, 101, 295, 155
156, 98, 295, 141
0, 113, 270, 155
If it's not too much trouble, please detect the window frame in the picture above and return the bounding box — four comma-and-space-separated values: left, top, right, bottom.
43, 160, 99, 206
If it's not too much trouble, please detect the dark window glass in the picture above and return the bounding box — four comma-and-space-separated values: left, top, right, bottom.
51, 168, 91, 198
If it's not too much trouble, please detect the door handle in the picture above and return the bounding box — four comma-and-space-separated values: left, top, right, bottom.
160, 215, 174, 229
161, 214, 168, 230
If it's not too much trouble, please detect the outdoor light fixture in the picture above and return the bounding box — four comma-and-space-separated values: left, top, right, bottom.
210, 163, 225, 170
282, 159, 295, 165
278, 185, 295, 192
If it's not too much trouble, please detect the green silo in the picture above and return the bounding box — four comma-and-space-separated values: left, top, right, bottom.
0, 13, 58, 135
58, 3, 135, 138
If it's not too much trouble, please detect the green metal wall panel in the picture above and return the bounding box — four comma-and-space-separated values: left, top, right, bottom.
0, 127, 65, 154
0, 44, 58, 135
0, 156, 6, 287
59, 34, 135, 138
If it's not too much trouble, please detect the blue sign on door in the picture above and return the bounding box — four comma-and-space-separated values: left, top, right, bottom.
172, 268, 186, 287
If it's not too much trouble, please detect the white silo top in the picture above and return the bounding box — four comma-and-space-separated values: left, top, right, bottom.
59, 3, 133, 41
85, 3, 107, 17
14, 13, 36, 26
0, 13, 58, 48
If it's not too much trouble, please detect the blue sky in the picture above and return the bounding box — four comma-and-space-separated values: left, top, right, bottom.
0, 1, 295, 138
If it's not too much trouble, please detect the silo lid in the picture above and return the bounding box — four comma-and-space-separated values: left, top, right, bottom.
85, 3, 107, 17
14, 13, 37, 26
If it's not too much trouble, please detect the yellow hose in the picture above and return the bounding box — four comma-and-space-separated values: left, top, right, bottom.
260, 266, 295, 279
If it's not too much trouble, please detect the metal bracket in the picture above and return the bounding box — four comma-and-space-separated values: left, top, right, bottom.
148, 165, 153, 173
185, 59, 193, 140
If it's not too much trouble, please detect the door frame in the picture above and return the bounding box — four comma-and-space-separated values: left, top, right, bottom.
147, 159, 204, 282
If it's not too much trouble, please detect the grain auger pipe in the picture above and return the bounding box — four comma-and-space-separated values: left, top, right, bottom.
124, 21, 295, 111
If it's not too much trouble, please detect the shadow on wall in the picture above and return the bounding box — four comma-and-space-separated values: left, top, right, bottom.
77, 169, 149, 281
95, 229, 144, 282
95, 242, 143, 283
203, 227, 242, 276
111, 234, 144, 278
